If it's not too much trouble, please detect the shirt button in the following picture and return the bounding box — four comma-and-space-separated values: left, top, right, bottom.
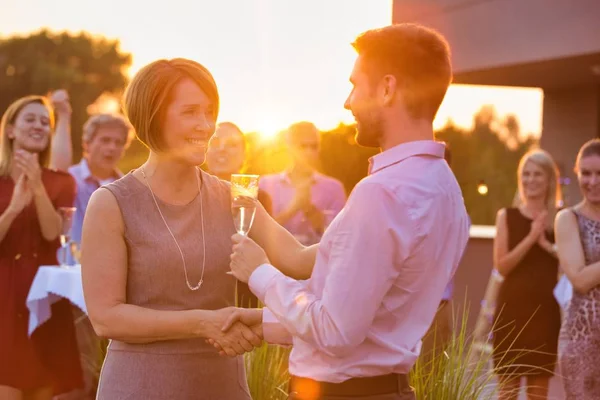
14, 253, 21, 260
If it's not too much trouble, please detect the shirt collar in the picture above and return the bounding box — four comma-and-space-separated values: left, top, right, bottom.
368, 140, 445, 175
280, 170, 318, 185
76, 158, 123, 182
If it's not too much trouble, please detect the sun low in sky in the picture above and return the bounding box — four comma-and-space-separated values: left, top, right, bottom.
1, 0, 542, 139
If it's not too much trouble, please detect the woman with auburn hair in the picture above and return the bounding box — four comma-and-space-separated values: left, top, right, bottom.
0, 95, 82, 400
81, 58, 264, 399
492, 149, 562, 400
555, 139, 600, 399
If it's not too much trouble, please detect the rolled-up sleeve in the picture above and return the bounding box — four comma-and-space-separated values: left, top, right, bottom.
249, 182, 416, 357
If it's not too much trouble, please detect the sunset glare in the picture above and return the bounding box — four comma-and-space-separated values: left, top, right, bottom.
1, 0, 543, 138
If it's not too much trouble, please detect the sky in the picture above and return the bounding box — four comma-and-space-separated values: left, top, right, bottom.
1, 0, 543, 138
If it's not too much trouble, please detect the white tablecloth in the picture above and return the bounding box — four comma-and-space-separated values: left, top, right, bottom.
26, 265, 87, 336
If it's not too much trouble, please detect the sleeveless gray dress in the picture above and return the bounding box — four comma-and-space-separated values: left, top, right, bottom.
96, 170, 251, 400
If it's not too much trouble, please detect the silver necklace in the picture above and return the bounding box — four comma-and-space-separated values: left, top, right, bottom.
140, 166, 206, 291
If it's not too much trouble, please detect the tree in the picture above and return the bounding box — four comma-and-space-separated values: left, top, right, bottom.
436, 106, 537, 225
241, 123, 377, 196
0, 29, 132, 162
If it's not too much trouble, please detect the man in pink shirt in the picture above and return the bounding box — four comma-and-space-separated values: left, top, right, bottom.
221, 24, 470, 400
260, 121, 346, 245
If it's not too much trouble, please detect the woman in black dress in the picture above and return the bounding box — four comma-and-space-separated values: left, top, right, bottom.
493, 149, 562, 400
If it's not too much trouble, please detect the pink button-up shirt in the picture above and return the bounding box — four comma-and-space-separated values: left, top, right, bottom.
259, 172, 346, 244
249, 140, 469, 383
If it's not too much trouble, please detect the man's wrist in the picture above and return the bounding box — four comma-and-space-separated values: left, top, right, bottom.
248, 263, 280, 302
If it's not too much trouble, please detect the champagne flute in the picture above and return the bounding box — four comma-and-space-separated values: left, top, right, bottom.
228, 174, 259, 275
231, 174, 259, 235
58, 207, 76, 269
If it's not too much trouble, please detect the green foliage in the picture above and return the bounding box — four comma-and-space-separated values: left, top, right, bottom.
411, 302, 498, 400
0, 29, 132, 161
436, 108, 538, 225
244, 343, 291, 400
120, 108, 535, 226
241, 124, 378, 195
0, 31, 536, 226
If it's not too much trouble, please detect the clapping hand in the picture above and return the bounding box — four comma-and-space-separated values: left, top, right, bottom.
292, 181, 312, 213
207, 308, 263, 356
529, 211, 548, 240
13, 150, 43, 195
7, 174, 32, 215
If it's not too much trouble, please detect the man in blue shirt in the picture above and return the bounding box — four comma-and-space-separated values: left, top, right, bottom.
68, 113, 133, 246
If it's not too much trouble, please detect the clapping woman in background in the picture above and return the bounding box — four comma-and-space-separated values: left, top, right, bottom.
0, 95, 82, 400
492, 149, 562, 400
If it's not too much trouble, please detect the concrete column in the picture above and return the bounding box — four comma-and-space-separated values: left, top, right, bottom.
540, 85, 600, 206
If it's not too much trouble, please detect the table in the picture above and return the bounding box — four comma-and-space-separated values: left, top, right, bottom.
26, 265, 87, 336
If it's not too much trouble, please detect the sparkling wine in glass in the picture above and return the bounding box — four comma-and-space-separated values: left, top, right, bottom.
228, 175, 259, 275
232, 203, 257, 236
231, 174, 259, 236
58, 207, 76, 269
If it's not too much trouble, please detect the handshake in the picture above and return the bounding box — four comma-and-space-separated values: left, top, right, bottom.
205, 307, 263, 357
203, 233, 271, 356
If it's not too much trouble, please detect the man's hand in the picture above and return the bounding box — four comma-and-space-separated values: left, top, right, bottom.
222, 308, 262, 332
292, 181, 312, 213
230, 234, 270, 283
204, 307, 262, 357
207, 308, 263, 356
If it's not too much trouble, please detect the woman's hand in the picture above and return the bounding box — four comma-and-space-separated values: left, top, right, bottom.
14, 150, 43, 196
204, 307, 262, 357
527, 211, 547, 241
51, 89, 72, 118
7, 175, 32, 215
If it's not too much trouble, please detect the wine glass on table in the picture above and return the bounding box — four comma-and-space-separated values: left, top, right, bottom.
228, 174, 259, 274
58, 207, 76, 269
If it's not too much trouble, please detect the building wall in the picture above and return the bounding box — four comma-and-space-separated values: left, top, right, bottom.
393, 0, 600, 205
453, 235, 494, 333
391, 0, 599, 329
541, 85, 600, 205
392, 0, 600, 74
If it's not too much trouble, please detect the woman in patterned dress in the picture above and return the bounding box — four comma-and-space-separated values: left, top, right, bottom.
556, 139, 600, 399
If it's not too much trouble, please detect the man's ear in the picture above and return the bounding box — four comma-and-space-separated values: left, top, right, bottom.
381, 74, 398, 107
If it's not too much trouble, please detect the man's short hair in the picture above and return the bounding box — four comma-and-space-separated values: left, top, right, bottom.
82, 113, 134, 147
286, 121, 320, 145
351, 23, 452, 121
